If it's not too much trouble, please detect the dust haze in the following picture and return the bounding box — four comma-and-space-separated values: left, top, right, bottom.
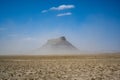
0, 15, 120, 55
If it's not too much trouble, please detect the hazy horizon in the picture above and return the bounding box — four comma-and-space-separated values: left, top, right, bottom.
0, 0, 120, 55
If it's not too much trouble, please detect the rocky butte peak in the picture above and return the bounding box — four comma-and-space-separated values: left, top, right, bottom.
47, 36, 66, 44
59, 36, 66, 40
37, 36, 79, 54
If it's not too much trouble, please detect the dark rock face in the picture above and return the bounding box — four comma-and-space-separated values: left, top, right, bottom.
39, 36, 79, 54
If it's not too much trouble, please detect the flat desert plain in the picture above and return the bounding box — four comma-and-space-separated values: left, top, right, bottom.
0, 54, 120, 80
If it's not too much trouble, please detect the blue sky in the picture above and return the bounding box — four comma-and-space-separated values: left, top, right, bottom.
0, 0, 120, 54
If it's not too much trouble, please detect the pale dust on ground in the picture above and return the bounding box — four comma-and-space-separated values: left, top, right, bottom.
0, 55, 120, 80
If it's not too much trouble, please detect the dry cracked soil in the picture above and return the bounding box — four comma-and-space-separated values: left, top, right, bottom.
0, 54, 120, 80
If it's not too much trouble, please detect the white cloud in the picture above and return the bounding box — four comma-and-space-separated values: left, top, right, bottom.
41, 4, 75, 13
57, 12, 72, 16
41, 10, 48, 13
50, 4, 75, 10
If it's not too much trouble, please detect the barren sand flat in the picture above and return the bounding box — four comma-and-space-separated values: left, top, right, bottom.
0, 54, 120, 80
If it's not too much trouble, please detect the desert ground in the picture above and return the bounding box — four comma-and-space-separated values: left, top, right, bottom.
0, 54, 120, 80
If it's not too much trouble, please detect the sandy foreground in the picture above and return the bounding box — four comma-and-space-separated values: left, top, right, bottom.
0, 54, 120, 80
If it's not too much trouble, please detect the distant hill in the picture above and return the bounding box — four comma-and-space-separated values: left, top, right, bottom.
35, 36, 79, 54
